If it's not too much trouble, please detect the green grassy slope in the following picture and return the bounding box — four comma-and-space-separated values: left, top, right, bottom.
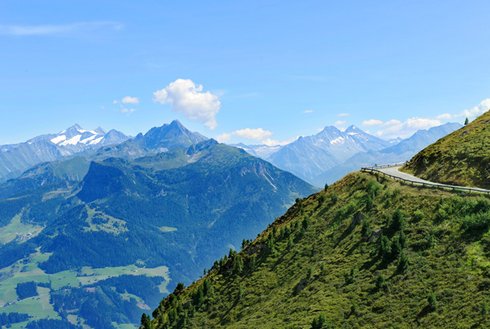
403, 111, 490, 189
144, 172, 490, 329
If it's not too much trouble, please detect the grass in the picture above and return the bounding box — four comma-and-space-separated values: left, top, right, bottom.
403, 110, 490, 189
148, 172, 490, 328
0, 247, 170, 324
83, 206, 128, 235
0, 211, 43, 245
1, 286, 60, 320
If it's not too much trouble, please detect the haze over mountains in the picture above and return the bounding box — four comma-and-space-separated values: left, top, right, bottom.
0, 121, 315, 328
235, 122, 462, 186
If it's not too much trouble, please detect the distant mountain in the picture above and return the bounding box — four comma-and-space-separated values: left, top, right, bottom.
0, 124, 129, 182
0, 121, 315, 328
316, 122, 462, 185
240, 125, 390, 186
94, 120, 208, 160
404, 112, 489, 188
232, 143, 282, 159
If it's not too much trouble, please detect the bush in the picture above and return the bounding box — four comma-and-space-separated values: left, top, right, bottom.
461, 212, 490, 235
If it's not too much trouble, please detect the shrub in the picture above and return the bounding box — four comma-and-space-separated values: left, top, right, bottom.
461, 212, 490, 235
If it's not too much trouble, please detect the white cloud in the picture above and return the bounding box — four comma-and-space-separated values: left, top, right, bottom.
373, 117, 441, 139
216, 128, 293, 146
304, 109, 314, 114
216, 133, 232, 143
362, 119, 384, 126
233, 128, 273, 140
261, 137, 297, 146
0, 21, 123, 36
337, 113, 350, 117
121, 96, 139, 104
120, 108, 136, 114
436, 113, 453, 120
362, 99, 490, 139
434, 99, 490, 123
461, 98, 490, 120
154, 79, 221, 129
334, 120, 347, 129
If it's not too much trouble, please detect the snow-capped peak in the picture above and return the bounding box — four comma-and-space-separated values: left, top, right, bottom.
49, 124, 115, 147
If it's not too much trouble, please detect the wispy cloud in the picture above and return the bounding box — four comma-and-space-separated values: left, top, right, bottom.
120, 108, 136, 114
334, 120, 348, 129
0, 21, 123, 36
436, 98, 490, 122
216, 128, 294, 146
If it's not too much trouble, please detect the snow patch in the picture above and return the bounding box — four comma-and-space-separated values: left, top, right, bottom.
60, 135, 82, 146
330, 137, 345, 145
51, 135, 67, 144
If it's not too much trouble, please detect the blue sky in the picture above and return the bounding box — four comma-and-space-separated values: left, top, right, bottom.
1, 0, 489, 145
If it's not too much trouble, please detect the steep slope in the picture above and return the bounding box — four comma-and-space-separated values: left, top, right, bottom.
0, 124, 129, 182
404, 111, 490, 189
145, 172, 490, 329
267, 125, 389, 186
317, 123, 462, 185
0, 128, 315, 328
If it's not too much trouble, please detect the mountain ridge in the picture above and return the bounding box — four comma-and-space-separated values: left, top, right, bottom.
0, 124, 129, 182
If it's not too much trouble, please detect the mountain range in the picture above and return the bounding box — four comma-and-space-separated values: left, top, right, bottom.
0, 124, 129, 182
0, 118, 468, 328
235, 123, 462, 187
0, 121, 315, 328
144, 112, 490, 329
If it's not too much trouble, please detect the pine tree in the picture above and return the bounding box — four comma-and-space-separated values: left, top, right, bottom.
427, 292, 437, 311
397, 252, 409, 273
310, 314, 327, 329
141, 314, 152, 329
464, 117, 469, 125
375, 274, 387, 291
232, 254, 244, 274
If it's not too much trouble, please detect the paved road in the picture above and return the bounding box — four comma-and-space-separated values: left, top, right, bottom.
372, 166, 490, 194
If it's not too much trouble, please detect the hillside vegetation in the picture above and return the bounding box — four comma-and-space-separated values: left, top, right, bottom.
0, 131, 314, 328
143, 172, 490, 328
404, 111, 490, 189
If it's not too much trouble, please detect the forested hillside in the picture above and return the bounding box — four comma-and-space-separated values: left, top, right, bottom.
144, 172, 490, 328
